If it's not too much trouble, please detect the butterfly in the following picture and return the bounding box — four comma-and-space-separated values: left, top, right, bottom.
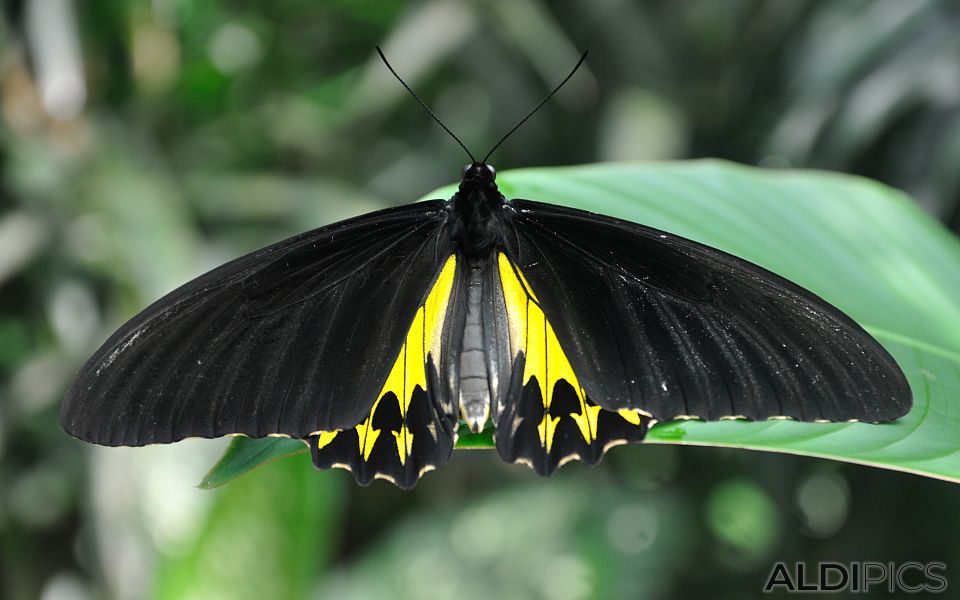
61, 50, 911, 489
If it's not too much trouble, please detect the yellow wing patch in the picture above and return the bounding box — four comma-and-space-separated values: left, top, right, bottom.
314, 255, 457, 464
498, 253, 635, 452
618, 408, 643, 426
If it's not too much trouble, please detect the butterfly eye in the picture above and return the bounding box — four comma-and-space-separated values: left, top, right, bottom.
486, 164, 496, 180
461, 164, 472, 177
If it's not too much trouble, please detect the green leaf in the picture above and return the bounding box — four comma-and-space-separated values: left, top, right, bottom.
199, 436, 308, 489
202, 160, 960, 485
455, 423, 496, 448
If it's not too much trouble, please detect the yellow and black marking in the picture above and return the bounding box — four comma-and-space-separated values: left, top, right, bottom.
494, 253, 649, 475
308, 256, 458, 489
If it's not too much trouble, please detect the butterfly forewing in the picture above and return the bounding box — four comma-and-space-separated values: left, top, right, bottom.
502, 199, 911, 425
61, 202, 455, 448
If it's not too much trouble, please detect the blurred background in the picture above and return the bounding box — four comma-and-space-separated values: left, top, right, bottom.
1, 0, 959, 598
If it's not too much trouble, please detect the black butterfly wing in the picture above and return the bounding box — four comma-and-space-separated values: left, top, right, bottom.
62, 201, 460, 487
498, 199, 910, 436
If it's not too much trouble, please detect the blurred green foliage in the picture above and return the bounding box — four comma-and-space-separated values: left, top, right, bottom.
2, 1, 960, 599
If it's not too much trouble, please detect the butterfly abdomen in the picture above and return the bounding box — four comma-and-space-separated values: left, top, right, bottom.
458, 261, 492, 432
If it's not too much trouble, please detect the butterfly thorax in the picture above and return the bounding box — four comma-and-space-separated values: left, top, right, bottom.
450, 163, 505, 258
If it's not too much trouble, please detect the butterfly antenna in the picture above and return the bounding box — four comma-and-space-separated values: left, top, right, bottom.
376, 47, 477, 164
481, 51, 588, 164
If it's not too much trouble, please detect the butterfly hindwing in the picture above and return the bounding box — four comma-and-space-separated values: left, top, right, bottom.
501, 199, 912, 425
493, 253, 650, 475
61, 202, 456, 451
309, 256, 461, 489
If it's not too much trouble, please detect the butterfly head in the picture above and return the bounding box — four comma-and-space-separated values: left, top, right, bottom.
456, 162, 502, 205
461, 162, 497, 185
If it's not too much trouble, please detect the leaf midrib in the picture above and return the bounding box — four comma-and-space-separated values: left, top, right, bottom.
862, 325, 960, 364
